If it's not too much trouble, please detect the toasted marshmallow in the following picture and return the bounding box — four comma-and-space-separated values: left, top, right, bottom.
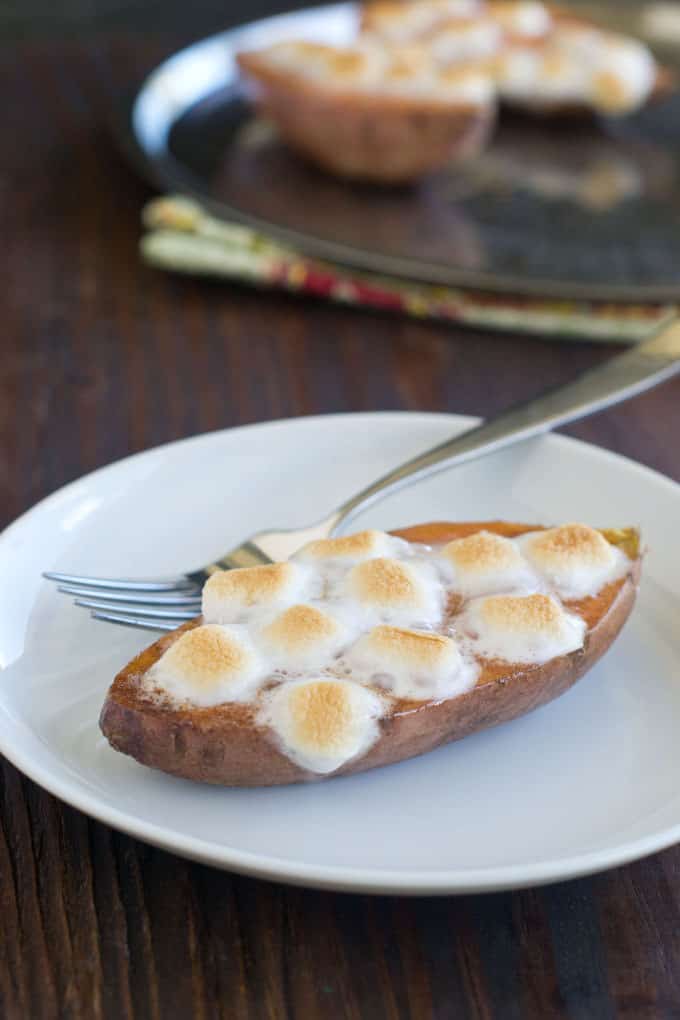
549, 25, 656, 112
380, 43, 438, 92
363, 0, 483, 44
375, 46, 493, 104
435, 63, 496, 104
259, 603, 350, 671
428, 18, 502, 65
261, 41, 385, 90
149, 624, 263, 706
442, 530, 535, 597
488, 1, 552, 40
294, 529, 395, 565
260, 677, 383, 773
344, 625, 474, 700
496, 44, 586, 106
457, 593, 586, 664
497, 25, 656, 114
590, 36, 656, 113
518, 524, 628, 599
243, 37, 494, 108
202, 562, 314, 623
345, 557, 443, 625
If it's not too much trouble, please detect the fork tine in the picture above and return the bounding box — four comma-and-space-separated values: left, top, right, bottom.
57, 583, 202, 606
74, 598, 198, 621
43, 571, 196, 593
90, 609, 177, 632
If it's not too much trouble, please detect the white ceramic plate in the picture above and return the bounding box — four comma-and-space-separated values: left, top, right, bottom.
1, 412, 679, 895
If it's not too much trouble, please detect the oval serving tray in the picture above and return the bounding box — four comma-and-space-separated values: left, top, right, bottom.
128, 1, 680, 300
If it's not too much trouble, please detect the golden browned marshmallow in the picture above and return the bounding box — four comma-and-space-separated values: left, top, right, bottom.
344, 625, 473, 699
345, 557, 443, 624
487, 1, 552, 40
362, 0, 483, 43
432, 62, 496, 103
261, 40, 386, 89
149, 624, 263, 706
259, 677, 384, 773
519, 524, 627, 598
382, 42, 433, 82
495, 42, 582, 107
592, 69, 630, 112
259, 603, 350, 671
428, 18, 502, 65
457, 592, 586, 663
202, 562, 314, 623
294, 529, 394, 564
589, 34, 656, 113
442, 530, 534, 597
239, 36, 495, 113
351, 44, 495, 104
496, 24, 656, 114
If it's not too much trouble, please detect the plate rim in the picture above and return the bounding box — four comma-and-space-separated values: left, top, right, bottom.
127, 1, 680, 303
2, 409, 680, 894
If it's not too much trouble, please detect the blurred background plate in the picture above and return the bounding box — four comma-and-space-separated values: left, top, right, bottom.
129, 1, 680, 300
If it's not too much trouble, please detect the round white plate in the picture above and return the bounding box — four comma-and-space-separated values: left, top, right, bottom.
1, 412, 679, 894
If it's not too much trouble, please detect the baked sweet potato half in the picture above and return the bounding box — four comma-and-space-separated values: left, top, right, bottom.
359, 2, 673, 119
236, 42, 496, 183
100, 521, 641, 786
495, 12, 674, 118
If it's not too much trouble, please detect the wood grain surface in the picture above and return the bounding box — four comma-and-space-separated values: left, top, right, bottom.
2, 12, 680, 1020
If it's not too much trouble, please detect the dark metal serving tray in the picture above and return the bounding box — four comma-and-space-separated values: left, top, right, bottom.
128, 1, 680, 300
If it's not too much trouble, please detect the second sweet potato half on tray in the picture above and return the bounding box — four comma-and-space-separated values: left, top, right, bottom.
235, 1, 672, 182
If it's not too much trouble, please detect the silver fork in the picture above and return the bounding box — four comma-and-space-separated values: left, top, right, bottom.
44, 317, 680, 631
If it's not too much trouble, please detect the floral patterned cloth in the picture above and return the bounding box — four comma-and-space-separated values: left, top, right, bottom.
141, 196, 675, 343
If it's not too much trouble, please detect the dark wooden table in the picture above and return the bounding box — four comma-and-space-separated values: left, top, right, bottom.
3, 9, 680, 1019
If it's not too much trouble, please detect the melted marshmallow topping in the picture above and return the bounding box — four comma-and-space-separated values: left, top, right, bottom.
259, 677, 384, 773
202, 562, 315, 623
588, 34, 657, 113
147, 523, 633, 772
496, 24, 656, 113
519, 524, 628, 599
442, 530, 536, 597
243, 39, 495, 106
345, 556, 443, 625
294, 528, 397, 564
241, 3, 657, 120
343, 625, 473, 699
148, 624, 263, 706
262, 40, 385, 88
488, 1, 552, 40
258, 603, 351, 671
362, 0, 483, 43
363, 0, 551, 55
457, 593, 586, 664
428, 18, 503, 65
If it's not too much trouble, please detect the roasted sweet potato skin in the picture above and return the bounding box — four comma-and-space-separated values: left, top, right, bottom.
236, 51, 496, 183
100, 521, 641, 786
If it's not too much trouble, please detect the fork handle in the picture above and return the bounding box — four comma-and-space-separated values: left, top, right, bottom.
334, 315, 680, 529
